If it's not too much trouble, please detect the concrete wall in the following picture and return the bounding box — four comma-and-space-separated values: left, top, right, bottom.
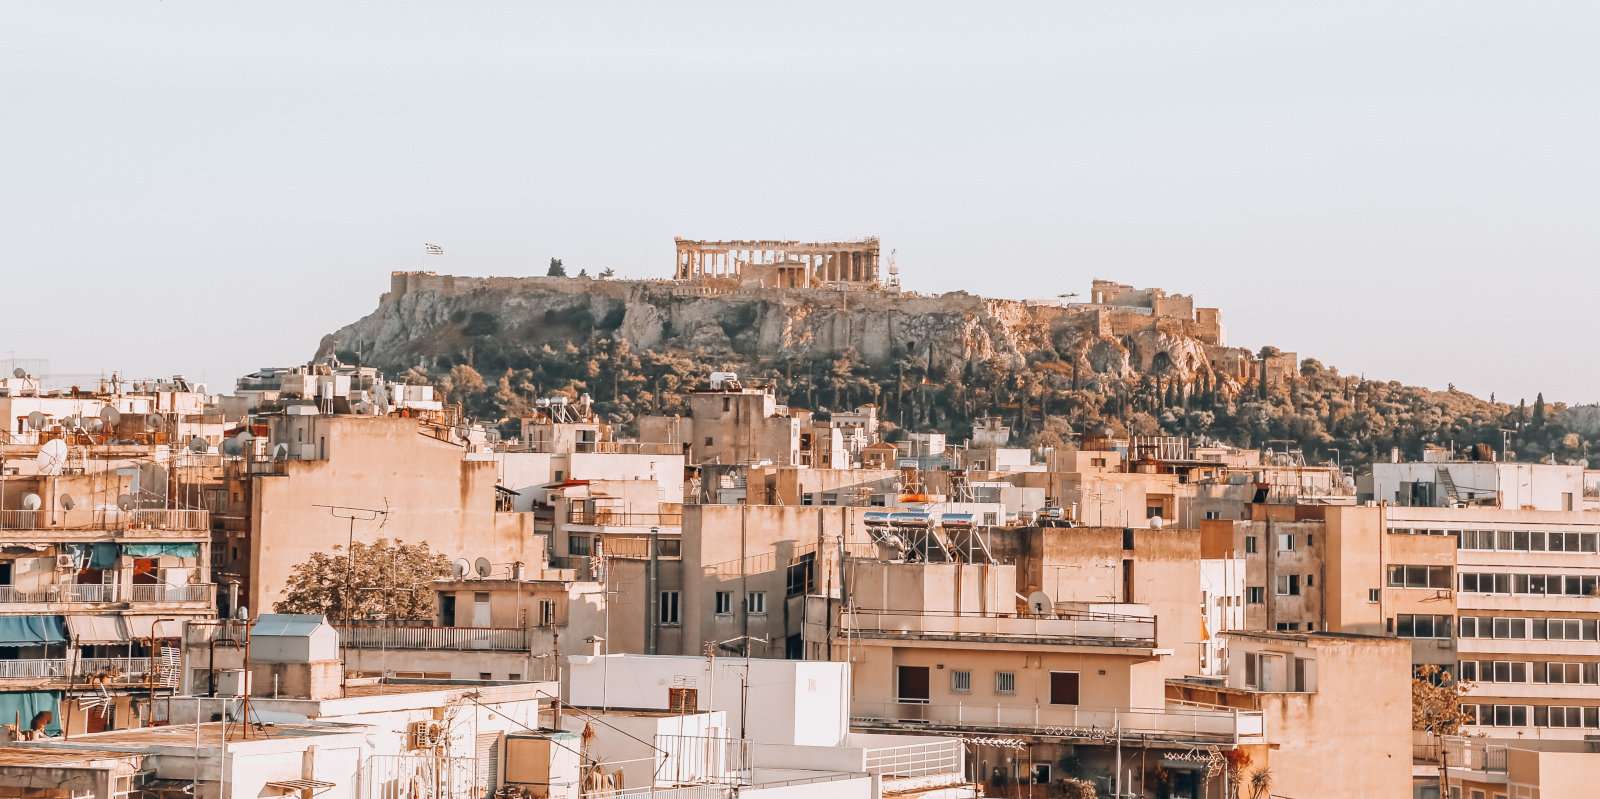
247, 416, 540, 612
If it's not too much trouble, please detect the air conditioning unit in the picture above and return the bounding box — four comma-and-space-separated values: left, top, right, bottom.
408, 720, 445, 750
55, 555, 76, 570
1436, 639, 1455, 649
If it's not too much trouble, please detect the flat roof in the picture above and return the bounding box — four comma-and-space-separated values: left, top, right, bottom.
0, 747, 139, 767
40, 721, 350, 746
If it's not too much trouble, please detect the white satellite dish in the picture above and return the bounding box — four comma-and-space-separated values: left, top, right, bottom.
474, 557, 493, 578
58, 494, 76, 511
452, 558, 471, 580
25, 412, 45, 431
1149, 516, 1165, 530
1026, 591, 1054, 615
10, 367, 25, 379
20, 493, 42, 511
145, 415, 165, 432
188, 436, 209, 453
116, 494, 136, 511
62, 414, 81, 430
99, 406, 122, 426
35, 439, 68, 476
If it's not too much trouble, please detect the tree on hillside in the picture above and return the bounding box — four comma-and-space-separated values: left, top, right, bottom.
276, 539, 449, 622
547, 257, 567, 277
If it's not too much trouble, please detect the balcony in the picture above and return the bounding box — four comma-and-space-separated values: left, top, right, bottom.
0, 659, 68, 680
0, 508, 209, 533
129, 583, 214, 605
851, 700, 1264, 745
0, 657, 170, 686
334, 624, 532, 652
566, 508, 683, 529
841, 607, 1159, 649
515, 439, 681, 456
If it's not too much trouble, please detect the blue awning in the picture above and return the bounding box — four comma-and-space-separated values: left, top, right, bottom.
123, 543, 199, 559
0, 616, 68, 646
0, 691, 62, 736
65, 543, 121, 570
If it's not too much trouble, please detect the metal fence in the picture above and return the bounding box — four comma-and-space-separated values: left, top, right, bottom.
337, 625, 530, 652
864, 739, 963, 779
852, 701, 1264, 744
0, 509, 208, 531
129, 583, 213, 604
0, 659, 69, 679
361, 754, 481, 799
655, 735, 752, 786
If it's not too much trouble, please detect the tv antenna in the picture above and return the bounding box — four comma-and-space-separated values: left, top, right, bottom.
313, 501, 391, 643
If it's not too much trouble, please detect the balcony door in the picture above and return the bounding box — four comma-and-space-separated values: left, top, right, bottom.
896, 665, 930, 704
1049, 671, 1080, 705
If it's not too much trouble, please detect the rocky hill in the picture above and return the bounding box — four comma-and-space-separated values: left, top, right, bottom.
318, 272, 1592, 468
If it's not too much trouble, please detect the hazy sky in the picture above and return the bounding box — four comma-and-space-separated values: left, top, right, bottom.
4, 2, 1597, 404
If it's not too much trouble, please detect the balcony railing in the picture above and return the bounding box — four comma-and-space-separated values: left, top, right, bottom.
566, 508, 683, 528
0, 508, 209, 532
863, 739, 964, 779
842, 607, 1158, 648
61, 584, 121, 603
0, 659, 68, 679
335, 624, 531, 652
852, 700, 1264, 745
516, 439, 682, 456
129, 583, 214, 604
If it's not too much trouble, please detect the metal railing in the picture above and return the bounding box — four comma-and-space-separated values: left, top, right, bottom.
0, 659, 69, 679
0, 586, 48, 604
851, 700, 1264, 744
519, 439, 682, 455
842, 607, 1158, 647
656, 734, 752, 786
567, 508, 683, 528
61, 583, 121, 603
0, 508, 209, 532
336, 624, 530, 651
864, 739, 963, 779
129, 583, 214, 604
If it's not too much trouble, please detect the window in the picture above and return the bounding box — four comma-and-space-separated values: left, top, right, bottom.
745, 591, 767, 614
801, 493, 815, 506
1306, 534, 1314, 547
1049, 672, 1080, 705
537, 599, 556, 627
656, 539, 681, 557
659, 590, 680, 625
1246, 587, 1265, 604
1031, 764, 1051, 785
480, 672, 493, 680
1244, 536, 1258, 554
951, 670, 972, 694
714, 591, 732, 615
1368, 588, 1381, 603
569, 536, 592, 556
995, 671, 1017, 695
1276, 574, 1300, 596
787, 553, 815, 596
1392, 565, 1452, 588
704, 436, 714, 446
1245, 652, 1261, 689
722, 397, 731, 413
1278, 534, 1294, 551
897, 666, 930, 704
1397, 614, 1452, 639
1305, 573, 1315, 588
1458, 660, 1478, 681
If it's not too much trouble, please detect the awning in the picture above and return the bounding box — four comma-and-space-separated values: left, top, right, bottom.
67, 615, 128, 644
0, 691, 61, 736
123, 616, 181, 639
64, 543, 120, 570
0, 616, 67, 646
123, 543, 199, 559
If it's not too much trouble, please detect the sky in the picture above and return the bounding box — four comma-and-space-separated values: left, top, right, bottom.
3, 2, 1597, 404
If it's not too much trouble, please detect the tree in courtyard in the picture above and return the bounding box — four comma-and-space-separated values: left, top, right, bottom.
275, 538, 449, 621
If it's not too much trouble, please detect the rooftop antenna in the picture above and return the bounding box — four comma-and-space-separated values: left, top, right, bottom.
313, 501, 391, 660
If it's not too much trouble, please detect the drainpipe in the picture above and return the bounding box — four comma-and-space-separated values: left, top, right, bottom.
647, 526, 659, 655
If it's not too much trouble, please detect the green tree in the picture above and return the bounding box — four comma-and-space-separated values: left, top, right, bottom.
547, 257, 567, 277
275, 538, 449, 621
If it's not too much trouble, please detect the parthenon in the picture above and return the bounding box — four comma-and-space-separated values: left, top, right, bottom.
673, 237, 883, 289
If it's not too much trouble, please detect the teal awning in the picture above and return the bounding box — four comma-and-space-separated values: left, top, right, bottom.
65, 543, 121, 570
0, 691, 62, 736
123, 543, 199, 559
0, 616, 68, 646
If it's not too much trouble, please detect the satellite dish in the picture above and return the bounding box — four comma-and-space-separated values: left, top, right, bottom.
1027, 591, 1054, 615
26, 412, 45, 431
58, 494, 76, 511
62, 415, 81, 430
20, 494, 42, 511
117, 494, 136, 511
474, 557, 492, 578
145, 415, 165, 431
1149, 516, 1165, 530
11, 367, 25, 379
188, 436, 209, 453
99, 406, 122, 426
35, 440, 68, 476
221, 437, 242, 457
452, 559, 471, 580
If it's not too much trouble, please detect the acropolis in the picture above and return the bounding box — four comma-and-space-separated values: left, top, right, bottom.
673, 236, 889, 290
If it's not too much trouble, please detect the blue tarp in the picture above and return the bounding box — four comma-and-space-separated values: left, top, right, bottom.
65, 543, 120, 570
0, 616, 67, 646
0, 691, 62, 736
122, 543, 199, 559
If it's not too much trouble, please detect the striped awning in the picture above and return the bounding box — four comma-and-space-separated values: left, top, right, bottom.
66, 615, 128, 644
